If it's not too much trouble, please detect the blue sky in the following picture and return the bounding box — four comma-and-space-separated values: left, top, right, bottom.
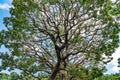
0, 0, 120, 74
0, 0, 12, 31
0, 0, 11, 52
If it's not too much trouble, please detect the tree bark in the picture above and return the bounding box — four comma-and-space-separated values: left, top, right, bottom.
49, 62, 60, 80
49, 45, 61, 80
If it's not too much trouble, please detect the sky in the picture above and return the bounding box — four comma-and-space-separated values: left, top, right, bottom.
0, 0, 12, 31
0, 0, 120, 74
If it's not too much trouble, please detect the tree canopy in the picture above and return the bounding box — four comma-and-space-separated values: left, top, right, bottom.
0, 0, 120, 80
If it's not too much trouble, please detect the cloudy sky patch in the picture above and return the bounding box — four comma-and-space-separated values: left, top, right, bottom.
0, 3, 11, 10
111, 47, 120, 72
106, 47, 120, 74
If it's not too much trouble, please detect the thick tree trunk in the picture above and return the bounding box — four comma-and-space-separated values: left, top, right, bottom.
49, 62, 60, 80
49, 69, 58, 80
49, 44, 62, 80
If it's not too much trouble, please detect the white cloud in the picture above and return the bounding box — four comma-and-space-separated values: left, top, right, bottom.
106, 47, 120, 73
0, 3, 11, 10
111, 47, 120, 72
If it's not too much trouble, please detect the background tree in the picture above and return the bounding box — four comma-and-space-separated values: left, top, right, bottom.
0, 72, 39, 80
0, 0, 120, 80
97, 72, 120, 80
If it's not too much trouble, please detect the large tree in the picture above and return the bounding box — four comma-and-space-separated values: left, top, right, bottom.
0, 0, 120, 80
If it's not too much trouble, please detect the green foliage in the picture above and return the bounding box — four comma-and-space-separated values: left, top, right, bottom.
0, 72, 41, 80
97, 73, 120, 80
67, 63, 104, 80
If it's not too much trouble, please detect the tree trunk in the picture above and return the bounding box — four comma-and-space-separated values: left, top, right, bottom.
49, 44, 62, 80
49, 70, 58, 80
49, 62, 60, 80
